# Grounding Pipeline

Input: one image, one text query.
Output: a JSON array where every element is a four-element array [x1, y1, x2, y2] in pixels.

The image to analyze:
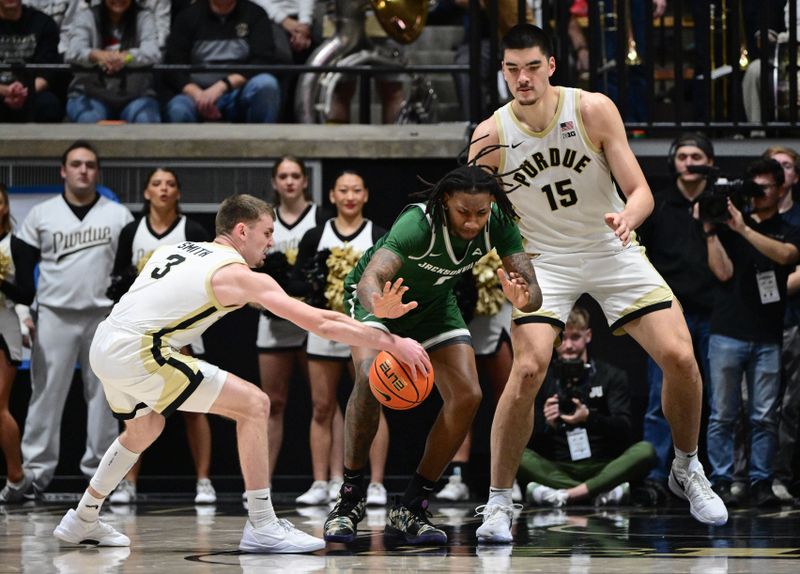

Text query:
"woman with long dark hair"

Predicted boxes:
[[65, 0, 161, 123]]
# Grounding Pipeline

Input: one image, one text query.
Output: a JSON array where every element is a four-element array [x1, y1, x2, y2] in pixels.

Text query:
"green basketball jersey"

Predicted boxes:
[[345, 203, 524, 312]]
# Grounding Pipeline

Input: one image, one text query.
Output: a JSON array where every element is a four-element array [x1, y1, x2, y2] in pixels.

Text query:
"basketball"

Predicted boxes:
[[368, 350, 434, 410]]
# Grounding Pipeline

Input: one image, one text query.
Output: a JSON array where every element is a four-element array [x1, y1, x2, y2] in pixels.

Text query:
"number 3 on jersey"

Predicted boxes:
[[541, 178, 577, 211], [151, 254, 186, 279]]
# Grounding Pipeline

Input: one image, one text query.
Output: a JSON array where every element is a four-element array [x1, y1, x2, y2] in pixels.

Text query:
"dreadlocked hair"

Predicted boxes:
[[411, 165, 517, 226]]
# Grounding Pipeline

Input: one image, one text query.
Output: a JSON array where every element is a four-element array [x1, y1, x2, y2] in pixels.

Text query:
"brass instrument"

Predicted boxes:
[[624, 0, 641, 66], [738, 0, 749, 70], [372, 0, 428, 45], [295, 0, 430, 123]]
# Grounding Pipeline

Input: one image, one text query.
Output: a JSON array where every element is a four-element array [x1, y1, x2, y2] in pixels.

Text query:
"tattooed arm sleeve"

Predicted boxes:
[[356, 247, 404, 313], [501, 251, 543, 313]]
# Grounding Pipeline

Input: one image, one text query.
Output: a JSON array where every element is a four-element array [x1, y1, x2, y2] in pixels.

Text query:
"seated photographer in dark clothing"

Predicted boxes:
[[702, 157, 800, 508], [518, 306, 656, 507]]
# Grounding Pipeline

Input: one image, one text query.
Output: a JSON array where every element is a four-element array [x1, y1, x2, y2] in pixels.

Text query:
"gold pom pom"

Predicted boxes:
[[136, 250, 154, 274], [285, 247, 298, 266], [0, 251, 11, 304], [473, 250, 505, 316], [325, 245, 362, 313]]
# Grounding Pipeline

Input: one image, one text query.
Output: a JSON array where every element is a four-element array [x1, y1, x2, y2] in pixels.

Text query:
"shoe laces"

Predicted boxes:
[[686, 469, 717, 501], [329, 488, 364, 520], [474, 503, 522, 519]]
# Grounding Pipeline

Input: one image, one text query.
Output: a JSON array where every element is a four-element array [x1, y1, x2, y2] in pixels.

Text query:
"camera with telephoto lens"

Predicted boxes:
[[692, 166, 766, 224], [552, 358, 589, 415]]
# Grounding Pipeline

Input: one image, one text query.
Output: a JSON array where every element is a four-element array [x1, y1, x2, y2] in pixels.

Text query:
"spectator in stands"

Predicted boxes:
[[23, 0, 80, 54], [163, 0, 286, 124], [519, 306, 656, 507], [763, 145, 800, 502], [0, 184, 30, 503], [64, 0, 162, 124], [636, 133, 718, 505], [0, 0, 63, 122], [702, 157, 800, 507], [250, 0, 315, 121], [12, 140, 133, 498]]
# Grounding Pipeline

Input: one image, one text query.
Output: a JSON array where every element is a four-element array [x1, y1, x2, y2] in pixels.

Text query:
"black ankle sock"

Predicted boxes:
[[343, 467, 366, 491], [402, 473, 437, 507]]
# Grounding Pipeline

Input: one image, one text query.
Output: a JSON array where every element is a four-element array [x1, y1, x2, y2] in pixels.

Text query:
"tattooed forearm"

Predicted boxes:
[[503, 251, 543, 312], [357, 248, 403, 312]]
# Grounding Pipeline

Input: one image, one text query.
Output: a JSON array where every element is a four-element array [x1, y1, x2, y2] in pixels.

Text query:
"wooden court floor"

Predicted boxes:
[[2, 496, 800, 573]]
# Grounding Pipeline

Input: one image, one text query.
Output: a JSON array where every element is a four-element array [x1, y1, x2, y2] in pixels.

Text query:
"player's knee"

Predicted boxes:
[[445, 384, 482, 413], [241, 388, 271, 422], [512, 356, 548, 387], [659, 343, 698, 379]]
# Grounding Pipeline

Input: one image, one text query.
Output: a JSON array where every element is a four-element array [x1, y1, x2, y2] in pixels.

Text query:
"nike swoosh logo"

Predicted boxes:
[[375, 389, 391, 402], [86, 504, 99, 508], [255, 496, 270, 501]]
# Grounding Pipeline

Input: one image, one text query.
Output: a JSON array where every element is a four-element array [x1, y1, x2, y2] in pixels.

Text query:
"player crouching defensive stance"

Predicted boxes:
[[53, 194, 430, 553]]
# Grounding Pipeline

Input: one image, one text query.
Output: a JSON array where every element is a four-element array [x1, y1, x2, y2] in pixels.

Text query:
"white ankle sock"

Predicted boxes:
[[674, 447, 701, 474], [488, 487, 513, 507], [76, 491, 104, 522], [246, 488, 277, 527]]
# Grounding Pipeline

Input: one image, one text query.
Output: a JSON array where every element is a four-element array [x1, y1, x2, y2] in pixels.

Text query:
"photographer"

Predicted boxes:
[[637, 133, 718, 503], [702, 158, 800, 507], [518, 306, 656, 507], [763, 146, 800, 502]]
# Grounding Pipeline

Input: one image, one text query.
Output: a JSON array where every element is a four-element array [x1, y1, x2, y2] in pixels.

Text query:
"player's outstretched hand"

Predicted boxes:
[[498, 268, 531, 309], [370, 278, 418, 319], [604, 212, 633, 246], [390, 336, 432, 380]]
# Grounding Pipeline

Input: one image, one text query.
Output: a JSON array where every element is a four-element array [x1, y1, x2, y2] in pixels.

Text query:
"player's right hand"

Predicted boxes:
[[390, 336, 431, 380], [370, 278, 418, 319]]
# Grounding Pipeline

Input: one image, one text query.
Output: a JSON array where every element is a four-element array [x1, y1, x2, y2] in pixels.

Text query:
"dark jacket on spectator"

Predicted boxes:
[[164, 0, 284, 94]]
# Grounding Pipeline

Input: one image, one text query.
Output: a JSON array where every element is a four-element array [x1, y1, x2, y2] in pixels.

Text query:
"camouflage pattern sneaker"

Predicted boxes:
[[385, 498, 447, 545], [323, 483, 366, 543]]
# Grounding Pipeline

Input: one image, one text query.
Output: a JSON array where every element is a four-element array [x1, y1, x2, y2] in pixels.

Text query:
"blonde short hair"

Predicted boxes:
[[215, 194, 275, 236]]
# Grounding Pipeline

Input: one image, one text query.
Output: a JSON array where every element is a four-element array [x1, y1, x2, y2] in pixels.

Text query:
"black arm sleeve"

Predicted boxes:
[[112, 220, 137, 277], [286, 226, 324, 297], [10, 236, 40, 306]]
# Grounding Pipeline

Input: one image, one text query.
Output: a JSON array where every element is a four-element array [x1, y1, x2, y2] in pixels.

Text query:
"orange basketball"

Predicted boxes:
[[368, 350, 434, 410]]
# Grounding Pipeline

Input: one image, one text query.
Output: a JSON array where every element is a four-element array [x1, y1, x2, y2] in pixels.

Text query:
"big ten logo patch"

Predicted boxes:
[[560, 121, 576, 139], [379, 361, 406, 391]]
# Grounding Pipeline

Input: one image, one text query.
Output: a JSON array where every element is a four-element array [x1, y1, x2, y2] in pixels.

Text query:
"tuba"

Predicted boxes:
[[295, 0, 429, 123]]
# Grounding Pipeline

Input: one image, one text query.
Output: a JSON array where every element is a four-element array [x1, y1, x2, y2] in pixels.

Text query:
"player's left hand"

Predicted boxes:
[[497, 268, 531, 309], [371, 277, 418, 319], [604, 212, 633, 246], [559, 399, 589, 425]]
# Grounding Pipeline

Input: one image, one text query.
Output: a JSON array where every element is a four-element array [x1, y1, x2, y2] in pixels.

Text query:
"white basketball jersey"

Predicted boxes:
[[109, 241, 244, 350], [131, 216, 188, 267], [0, 233, 16, 309], [316, 219, 375, 253], [16, 195, 133, 309], [271, 204, 320, 254], [495, 87, 629, 254]]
